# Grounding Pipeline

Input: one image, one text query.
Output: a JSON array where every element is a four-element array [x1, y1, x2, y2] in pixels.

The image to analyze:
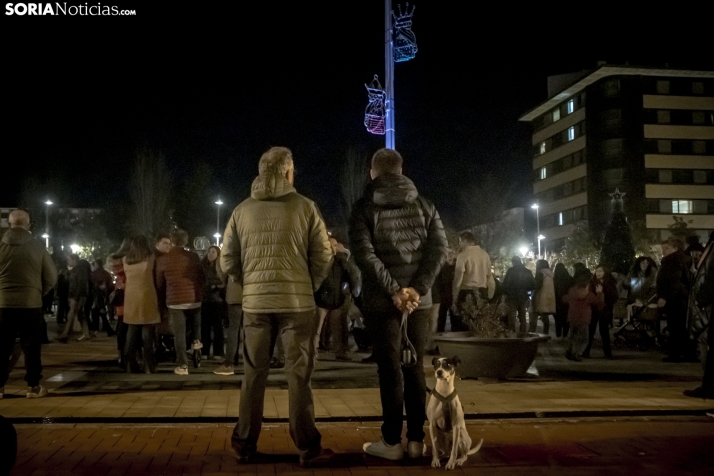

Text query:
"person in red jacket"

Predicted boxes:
[[564, 273, 604, 361], [583, 264, 618, 359], [155, 229, 205, 375]]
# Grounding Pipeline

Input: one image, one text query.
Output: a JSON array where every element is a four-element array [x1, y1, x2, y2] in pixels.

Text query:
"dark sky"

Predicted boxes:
[[3, 1, 711, 239]]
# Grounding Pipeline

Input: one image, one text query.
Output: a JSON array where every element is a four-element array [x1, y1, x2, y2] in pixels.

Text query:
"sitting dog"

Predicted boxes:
[[427, 356, 483, 469]]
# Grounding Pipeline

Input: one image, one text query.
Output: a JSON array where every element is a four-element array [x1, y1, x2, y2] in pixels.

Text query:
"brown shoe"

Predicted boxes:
[[299, 448, 334, 467]]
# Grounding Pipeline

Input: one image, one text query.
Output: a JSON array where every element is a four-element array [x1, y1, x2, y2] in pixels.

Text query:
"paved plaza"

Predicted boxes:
[[2, 321, 713, 474]]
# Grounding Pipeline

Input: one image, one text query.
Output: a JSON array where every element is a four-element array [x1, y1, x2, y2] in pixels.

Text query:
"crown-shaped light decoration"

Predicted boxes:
[[392, 3, 417, 62], [364, 75, 386, 135]]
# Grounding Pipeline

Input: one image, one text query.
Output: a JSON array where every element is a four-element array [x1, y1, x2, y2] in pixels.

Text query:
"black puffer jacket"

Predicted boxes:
[[656, 250, 692, 308], [349, 174, 448, 313]]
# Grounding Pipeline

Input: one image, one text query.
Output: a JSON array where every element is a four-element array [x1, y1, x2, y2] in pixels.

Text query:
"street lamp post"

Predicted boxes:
[[537, 234, 545, 259], [44, 200, 53, 248], [215, 199, 223, 246], [531, 203, 541, 258]]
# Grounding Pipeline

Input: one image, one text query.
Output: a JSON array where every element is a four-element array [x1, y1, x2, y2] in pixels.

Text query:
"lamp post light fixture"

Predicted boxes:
[[214, 199, 223, 245], [213, 233, 221, 247], [531, 203, 541, 257], [44, 199, 53, 248], [519, 245, 529, 257]]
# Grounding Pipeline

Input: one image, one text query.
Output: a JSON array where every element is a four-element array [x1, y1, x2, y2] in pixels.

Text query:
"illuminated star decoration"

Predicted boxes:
[[609, 188, 626, 202]]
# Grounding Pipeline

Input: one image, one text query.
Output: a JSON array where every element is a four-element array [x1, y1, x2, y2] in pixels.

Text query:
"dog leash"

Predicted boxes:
[[400, 310, 418, 367]]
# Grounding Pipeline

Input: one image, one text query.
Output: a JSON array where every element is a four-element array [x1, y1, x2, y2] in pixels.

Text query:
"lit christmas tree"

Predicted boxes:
[[599, 189, 636, 274]]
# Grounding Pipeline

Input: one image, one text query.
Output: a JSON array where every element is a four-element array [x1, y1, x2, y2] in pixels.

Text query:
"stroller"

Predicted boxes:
[[613, 294, 663, 351]]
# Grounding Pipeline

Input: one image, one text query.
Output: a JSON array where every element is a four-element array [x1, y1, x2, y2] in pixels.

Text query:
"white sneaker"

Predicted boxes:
[[174, 365, 189, 375], [27, 385, 48, 398], [363, 438, 403, 460], [192, 340, 203, 350]]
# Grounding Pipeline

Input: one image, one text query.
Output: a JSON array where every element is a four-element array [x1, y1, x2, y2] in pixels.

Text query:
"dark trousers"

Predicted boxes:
[[90, 294, 113, 335], [124, 324, 156, 372], [664, 302, 688, 359], [201, 301, 226, 357], [506, 298, 528, 334], [225, 304, 243, 365], [0, 308, 44, 387], [232, 310, 321, 459], [437, 299, 450, 333], [555, 304, 570, 338], [116, 319, 128, 365], [584, 310, 612, 357], [367, 307, 429, 445]]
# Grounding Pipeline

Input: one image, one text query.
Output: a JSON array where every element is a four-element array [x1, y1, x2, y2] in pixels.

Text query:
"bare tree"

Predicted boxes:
[[339, 147, 370, 222], [129, 150, 173, 238]]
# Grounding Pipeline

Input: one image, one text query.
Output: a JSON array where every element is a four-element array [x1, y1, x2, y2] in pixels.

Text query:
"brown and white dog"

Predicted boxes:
[[427, 356, 483, 470]]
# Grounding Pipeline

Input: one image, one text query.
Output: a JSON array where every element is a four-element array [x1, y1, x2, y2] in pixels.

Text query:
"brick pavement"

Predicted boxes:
[[9, 417, 714, 475]]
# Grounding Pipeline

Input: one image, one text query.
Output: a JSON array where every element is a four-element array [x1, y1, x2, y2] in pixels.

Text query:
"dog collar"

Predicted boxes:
[[430, 388, 458, 404]]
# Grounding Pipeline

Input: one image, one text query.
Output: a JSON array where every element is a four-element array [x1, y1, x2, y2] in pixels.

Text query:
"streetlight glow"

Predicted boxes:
[[45, 200, 53, 206], [70, 244, 81, 254], [531, 203, 539, 209], [519, 246, 529, 257], [538, 234, 545, 240]]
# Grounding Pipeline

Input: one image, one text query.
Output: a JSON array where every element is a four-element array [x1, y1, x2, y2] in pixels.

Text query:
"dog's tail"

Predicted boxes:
[[467, 438, 483, 455]]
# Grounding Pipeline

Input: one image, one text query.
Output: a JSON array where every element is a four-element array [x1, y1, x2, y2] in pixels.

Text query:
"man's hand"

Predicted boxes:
[[404, 287, 421, 314], [391, 288, 421, 314], [657, 298, 666, 308], [392, 289, 409, 312]]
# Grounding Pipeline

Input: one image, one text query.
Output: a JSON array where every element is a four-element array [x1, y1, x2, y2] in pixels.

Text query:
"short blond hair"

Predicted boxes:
[[258, 146, 294, 177]]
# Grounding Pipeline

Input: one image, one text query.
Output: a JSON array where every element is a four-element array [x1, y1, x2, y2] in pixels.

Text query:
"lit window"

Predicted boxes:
[[567, 99, 574, 114], [672, 200, 692, 214], [568, 127, 575, 141], [540, 167, 547, 180], [558, 212, 563, 226], [540, 142, 546, 154], [552, 109, 560, 122]]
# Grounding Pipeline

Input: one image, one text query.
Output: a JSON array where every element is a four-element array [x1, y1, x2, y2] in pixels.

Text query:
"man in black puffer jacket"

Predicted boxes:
[[349, 148, 448, 461]]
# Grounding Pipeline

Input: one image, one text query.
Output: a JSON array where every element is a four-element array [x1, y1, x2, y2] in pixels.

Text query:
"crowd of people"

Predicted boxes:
[[1, 146, 712, 466]]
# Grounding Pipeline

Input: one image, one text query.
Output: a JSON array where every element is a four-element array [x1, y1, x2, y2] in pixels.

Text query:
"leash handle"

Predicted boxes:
[[400, 310, 418, 367]]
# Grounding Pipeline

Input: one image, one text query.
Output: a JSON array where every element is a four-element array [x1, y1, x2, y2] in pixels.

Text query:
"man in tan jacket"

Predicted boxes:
[[220, 146, 333, 466], [0, 210, 57, 399]]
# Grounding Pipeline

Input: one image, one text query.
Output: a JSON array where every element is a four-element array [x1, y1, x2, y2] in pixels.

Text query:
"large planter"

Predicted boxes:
[[433, 332, 550, 379]]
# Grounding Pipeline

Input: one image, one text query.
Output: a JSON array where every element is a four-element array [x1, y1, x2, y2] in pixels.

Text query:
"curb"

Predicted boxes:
[[8, 408, 714, 425]]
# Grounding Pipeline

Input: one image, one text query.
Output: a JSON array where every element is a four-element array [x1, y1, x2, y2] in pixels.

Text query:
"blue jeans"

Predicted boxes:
[[168, 307, 201, 367], [367, 306, 430, 446]]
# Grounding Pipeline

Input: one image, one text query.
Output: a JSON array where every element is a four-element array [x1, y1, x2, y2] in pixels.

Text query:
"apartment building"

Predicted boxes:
[[519, 65, 714, 250]]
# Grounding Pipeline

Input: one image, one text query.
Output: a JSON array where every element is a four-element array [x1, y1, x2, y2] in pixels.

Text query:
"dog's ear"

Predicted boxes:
[[451, 356, 461, 367], [431, 356, 438, 368]]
